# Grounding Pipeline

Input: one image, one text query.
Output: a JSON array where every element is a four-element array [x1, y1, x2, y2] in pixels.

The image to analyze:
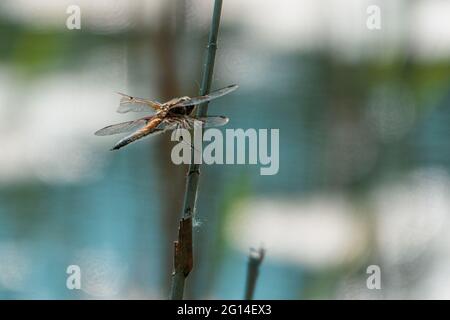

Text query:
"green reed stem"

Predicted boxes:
[[169, 0, 223, 300]]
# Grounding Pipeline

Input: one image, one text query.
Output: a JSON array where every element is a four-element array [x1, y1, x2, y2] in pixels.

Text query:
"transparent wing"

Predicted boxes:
[[195, 116, 229, 127], [116, 92, 161, 114], [94, 118, 149, 136], [156, 116, 229, 132], [156, 120, 179, 131], [176, 84, 238, 107]]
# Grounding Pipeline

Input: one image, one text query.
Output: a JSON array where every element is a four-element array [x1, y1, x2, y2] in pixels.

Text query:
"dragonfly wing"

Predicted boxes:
[[156, 116, 229, 131], [195, 116, 229, 128], [176, 84, 238, 107], [156, 120, 179, 131], [116, 92, 161, 113], [94, 118, 149, 136]]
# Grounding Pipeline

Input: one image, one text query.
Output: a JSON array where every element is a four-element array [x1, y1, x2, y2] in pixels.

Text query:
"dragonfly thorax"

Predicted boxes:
[[157, 107, 169, 117], [164, 96, 191, 108]]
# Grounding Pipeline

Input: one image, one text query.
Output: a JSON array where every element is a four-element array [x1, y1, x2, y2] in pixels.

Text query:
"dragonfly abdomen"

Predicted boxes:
[[111, 117, 163, 150]]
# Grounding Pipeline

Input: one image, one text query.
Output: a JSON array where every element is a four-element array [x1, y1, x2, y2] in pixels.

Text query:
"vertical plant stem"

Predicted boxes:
[[169, 0, 223, 300], [244, 248, 265, 300]]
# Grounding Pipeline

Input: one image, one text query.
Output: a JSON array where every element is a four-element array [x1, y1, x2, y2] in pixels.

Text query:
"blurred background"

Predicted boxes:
[[0, 0, 449, 299]]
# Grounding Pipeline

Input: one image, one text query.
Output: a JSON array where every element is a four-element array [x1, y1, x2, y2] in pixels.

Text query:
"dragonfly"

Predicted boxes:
[[95, 84, 238, 150]]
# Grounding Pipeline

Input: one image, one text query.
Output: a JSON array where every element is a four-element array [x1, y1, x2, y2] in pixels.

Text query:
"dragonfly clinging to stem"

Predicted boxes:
[[95, 84, 238, 150]]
